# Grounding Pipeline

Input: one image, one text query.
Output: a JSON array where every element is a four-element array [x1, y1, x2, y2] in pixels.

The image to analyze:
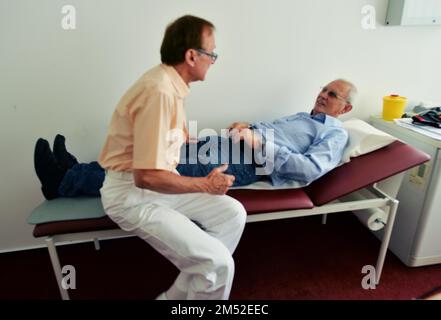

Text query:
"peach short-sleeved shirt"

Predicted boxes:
[[99, 64, 189, 172]]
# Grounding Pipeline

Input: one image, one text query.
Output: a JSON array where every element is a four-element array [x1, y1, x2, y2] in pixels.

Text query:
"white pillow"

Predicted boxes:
[[340, 119, 398, 164]]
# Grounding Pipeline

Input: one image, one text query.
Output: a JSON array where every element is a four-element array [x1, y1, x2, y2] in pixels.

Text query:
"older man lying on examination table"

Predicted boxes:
[[33, 79, 356, 200]]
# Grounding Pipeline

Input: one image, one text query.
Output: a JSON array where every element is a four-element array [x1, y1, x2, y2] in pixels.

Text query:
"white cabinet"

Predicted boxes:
[[386, 0, 441, 26], [370, 116, 441, 267]]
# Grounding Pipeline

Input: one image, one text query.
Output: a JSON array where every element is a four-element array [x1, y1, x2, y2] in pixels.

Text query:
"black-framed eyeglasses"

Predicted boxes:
[[320, 87, 348, 103], [195, 48, 218, 62]]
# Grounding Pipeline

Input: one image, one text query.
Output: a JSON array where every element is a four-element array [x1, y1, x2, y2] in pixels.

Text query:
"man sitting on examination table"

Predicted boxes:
[[37, 15, 249, 301]]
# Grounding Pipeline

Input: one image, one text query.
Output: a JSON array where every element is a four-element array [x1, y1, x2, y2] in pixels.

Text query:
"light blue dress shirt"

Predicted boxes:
[[251, 112, 349, 186]]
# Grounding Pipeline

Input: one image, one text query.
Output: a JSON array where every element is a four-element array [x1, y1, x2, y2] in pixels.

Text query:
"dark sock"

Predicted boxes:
[[53, 134, 79, 171], [34, 138, 66, 200]]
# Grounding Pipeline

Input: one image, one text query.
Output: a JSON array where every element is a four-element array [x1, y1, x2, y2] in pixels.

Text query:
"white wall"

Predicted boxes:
[[1, 0, 441, 252]]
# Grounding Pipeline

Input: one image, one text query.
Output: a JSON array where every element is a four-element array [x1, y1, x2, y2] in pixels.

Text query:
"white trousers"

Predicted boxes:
[[100, 171, 247, 300]]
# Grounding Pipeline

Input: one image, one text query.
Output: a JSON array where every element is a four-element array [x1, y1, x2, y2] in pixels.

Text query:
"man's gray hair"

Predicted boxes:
[[336, 78, 358, 105]]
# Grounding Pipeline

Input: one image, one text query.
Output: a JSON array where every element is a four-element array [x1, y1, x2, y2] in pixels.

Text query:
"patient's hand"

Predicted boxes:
[[230, 128, 262, 149], [228, 122, 250, 131]]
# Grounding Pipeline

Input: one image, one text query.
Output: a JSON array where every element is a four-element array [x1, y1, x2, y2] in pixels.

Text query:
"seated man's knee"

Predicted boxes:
[[227, 197, 247, 227]]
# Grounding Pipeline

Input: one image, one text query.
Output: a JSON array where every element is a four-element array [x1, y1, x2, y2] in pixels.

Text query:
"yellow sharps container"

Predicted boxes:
[[383, 94, 408, 121]]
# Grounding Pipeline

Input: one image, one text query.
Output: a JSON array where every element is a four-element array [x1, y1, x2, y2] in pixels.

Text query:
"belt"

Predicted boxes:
[[106, 170, 133, 181], [106, 169, 180, 181]]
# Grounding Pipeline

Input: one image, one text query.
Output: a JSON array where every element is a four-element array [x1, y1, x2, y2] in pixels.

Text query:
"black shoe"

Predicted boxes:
[[53, 134, 79, 171], [34, 138, 66, 200]]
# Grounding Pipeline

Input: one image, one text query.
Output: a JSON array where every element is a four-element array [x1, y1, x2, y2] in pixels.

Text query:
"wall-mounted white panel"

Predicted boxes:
[[386, 0, 441, 25]]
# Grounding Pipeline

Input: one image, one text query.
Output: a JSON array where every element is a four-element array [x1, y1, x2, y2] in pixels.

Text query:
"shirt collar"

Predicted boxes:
[[303, 112, 342, 126], [160, 64, 190, 99], [311, 112, 327, 124]]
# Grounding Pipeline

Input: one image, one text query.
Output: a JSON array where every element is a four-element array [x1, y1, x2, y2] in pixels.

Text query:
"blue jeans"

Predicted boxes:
[[58, 162, 104, 197], [176, 136, 262, 187], [58, 136, 263, 197]]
